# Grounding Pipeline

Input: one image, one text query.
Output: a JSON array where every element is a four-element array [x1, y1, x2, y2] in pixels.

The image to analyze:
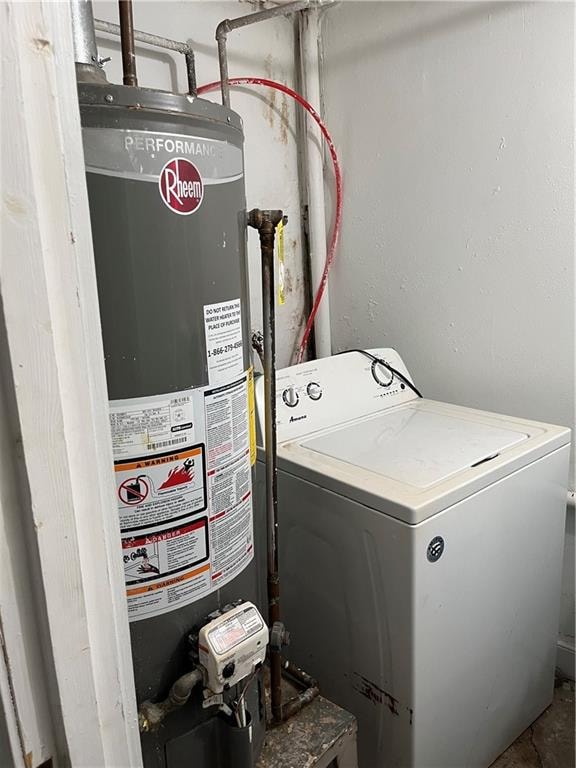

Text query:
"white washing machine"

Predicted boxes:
[[255, 349, 570, 768]]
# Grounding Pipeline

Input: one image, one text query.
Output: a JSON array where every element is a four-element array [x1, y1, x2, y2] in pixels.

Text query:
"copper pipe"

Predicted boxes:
[[118, 0, 138, 86]]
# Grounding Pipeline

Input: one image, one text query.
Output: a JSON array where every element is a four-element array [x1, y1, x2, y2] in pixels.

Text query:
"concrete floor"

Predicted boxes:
[[491, 681, 575, 768], [259, 673, 575, 768]]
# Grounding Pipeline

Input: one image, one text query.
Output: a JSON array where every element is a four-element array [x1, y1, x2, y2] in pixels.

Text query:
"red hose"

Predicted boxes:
[[197, 78, 342, 363]]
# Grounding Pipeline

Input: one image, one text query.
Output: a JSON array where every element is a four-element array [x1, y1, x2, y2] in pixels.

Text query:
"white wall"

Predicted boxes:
[[322, 2, 574, 656], [93, 0, 307, 367]]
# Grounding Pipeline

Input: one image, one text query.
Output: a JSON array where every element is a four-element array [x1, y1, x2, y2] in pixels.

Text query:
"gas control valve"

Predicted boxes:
[[198, 601, 268, 694]]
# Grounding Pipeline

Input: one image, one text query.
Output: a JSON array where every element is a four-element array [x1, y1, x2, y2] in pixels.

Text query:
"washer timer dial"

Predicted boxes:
[[282, 387, 299, 407], [371, 359, 394, 387], [306, 382, 322, 401]]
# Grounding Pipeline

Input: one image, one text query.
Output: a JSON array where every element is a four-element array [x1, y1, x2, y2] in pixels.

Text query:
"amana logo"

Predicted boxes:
[[289, 414, 307, 423], [159, 158, 203, 215]]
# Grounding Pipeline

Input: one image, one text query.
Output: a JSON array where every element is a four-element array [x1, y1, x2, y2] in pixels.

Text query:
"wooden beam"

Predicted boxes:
[[1, 2, 142, 765]]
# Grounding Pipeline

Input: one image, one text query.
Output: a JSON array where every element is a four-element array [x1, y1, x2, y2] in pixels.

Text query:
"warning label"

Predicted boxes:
[[125, 561, 212, 620], [204, 299, 244, 385], [115, 445, 207, 531], [111, 370, 254, 622]]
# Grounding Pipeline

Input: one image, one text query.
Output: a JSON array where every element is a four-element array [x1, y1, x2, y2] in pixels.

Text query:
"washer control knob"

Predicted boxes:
[[306, 382, 322, 401], [282, 387, 299, 408], [371, 359, 394, 387]]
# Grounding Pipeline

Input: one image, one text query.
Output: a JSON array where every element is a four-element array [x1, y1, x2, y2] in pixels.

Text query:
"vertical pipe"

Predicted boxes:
[[70, 0, 99, 66], [299, 8, 332, 358], [217, 30, 231, 107], [118, 0, 138, 87], [184, 51, 197, 97], [263, 227, 281, 723], [247, 208, 284, 723]]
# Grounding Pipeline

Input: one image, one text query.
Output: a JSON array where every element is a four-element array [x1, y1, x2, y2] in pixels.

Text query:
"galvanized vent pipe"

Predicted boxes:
[[70, 0, 99, 66]]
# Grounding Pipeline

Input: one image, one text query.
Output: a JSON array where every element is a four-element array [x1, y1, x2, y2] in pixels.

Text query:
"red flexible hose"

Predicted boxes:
[[197, 78, 342, 363]]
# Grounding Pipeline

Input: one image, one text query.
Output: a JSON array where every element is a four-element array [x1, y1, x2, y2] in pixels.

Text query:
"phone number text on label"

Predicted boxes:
[[207, 341, 243, 358]]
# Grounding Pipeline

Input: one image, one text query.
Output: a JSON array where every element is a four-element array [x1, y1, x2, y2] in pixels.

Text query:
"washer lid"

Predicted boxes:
[[302, 407, 529, 489]]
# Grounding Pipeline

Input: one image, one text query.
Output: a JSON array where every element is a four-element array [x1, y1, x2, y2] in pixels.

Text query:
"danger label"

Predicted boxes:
[[159, 157, 203, 215], [115, 445, 207, 532], [122, 517, 209, 587]]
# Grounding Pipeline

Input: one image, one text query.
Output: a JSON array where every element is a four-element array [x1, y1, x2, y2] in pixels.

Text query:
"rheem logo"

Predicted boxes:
[[159, 158, 204, 215]]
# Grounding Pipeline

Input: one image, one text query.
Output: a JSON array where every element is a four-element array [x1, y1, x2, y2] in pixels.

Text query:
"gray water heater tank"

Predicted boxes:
[[79, 81, 266, 768]]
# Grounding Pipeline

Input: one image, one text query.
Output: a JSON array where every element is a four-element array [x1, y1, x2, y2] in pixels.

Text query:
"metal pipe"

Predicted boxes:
[[94, 18, 197, 96], [70, 0, 99, 66], [283, 661, 317, 690], [118, 0, 138, 87], [282, 682, 320, 719], [247, 208, 284, 723], [281, 661, 319, 719], [139, 668, 203, 732], [184, 52, 197, 98], [217, 34, 231, 108], [216, 0, 312, 107], [299, 7, 332, 358]]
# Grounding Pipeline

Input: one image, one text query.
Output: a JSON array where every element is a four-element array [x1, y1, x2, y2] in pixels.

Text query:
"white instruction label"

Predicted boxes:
[[203, 299, 244, 385], [208, 608, 264, 654], [204, 375, 254, 591], [110, 389, 195, 459], [111, 372, 254, 622]]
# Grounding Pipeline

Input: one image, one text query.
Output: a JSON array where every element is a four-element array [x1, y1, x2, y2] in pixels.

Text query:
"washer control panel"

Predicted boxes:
[[256, 348, 418, 444]]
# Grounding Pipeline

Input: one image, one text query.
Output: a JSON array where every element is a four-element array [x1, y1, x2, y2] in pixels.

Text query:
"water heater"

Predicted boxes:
[[78, 75, 266, 768]]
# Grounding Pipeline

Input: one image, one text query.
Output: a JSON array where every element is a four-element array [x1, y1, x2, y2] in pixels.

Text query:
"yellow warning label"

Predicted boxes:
[[247, 367, 257, 465], [276, 219, 285, 306]]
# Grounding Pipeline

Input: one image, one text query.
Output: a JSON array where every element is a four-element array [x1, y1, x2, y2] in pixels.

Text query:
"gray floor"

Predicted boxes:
[[491, 681, 575, 768]]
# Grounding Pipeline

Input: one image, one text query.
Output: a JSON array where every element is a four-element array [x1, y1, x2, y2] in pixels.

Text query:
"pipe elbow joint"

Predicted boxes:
[[170, 669, 203, 707], [215, 19, 230, 42], [138, 701, 165, 733], [247, 209, 284, 232]]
